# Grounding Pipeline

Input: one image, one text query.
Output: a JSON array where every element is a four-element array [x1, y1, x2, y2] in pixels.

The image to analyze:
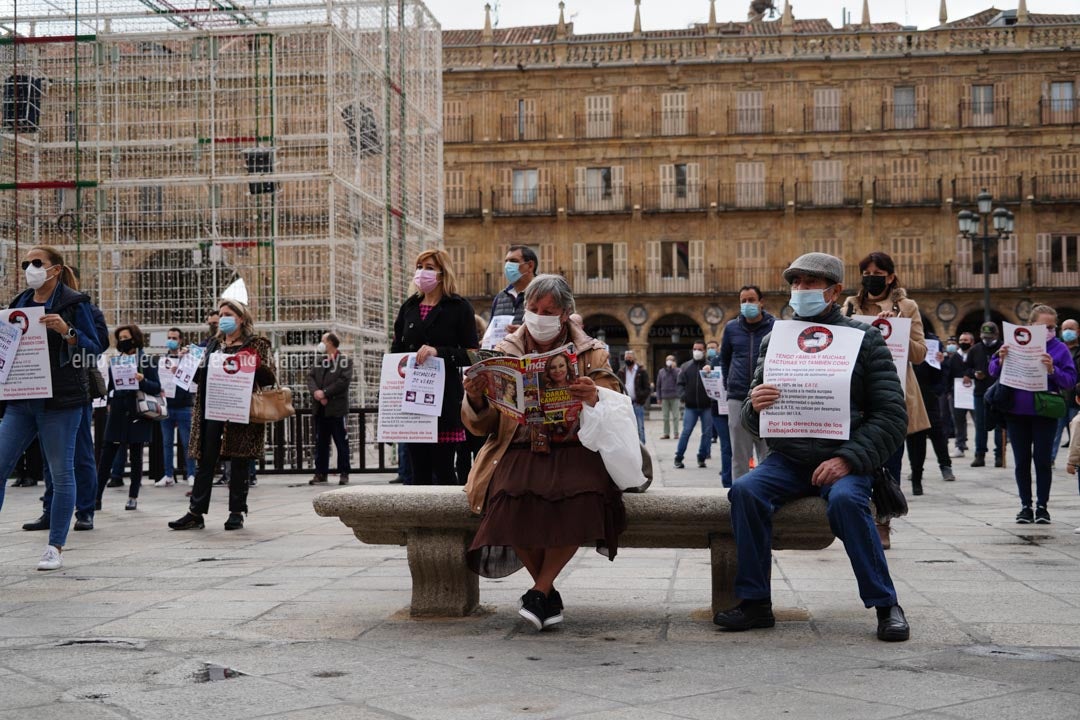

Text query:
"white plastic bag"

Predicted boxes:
[[578, 386, 649, 491]]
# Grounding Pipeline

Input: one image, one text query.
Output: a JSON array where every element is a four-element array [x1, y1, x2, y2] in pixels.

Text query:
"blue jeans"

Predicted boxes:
[[632, 403, 646, 444], [712, 412, 733, 487], [397, 443, 413, 481], [42, 404, 98, 519], [729, 453, 898, 607], [973, 395, 1002, 458], [161, 406, 196, 478], [1051, 405, 1079, 464], [1006, 415, 1056, 509], [675, 407, 713, 463], [0, 400, 82, 547]]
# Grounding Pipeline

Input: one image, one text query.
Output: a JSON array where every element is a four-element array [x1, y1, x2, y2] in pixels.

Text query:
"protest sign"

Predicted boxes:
[[0, 307, 51, 400], [1000, 322, 1049, 392], [852, 315, 911, 393], [377, 353, 438, 442], [401, 355, 445, 416], [204, 351, 256, 423]]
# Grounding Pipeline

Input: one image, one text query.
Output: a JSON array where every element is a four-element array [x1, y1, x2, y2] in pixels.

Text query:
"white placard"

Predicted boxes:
[[0, 321, 22, 385], [953, 378, 975, 410], [110, 355, 139, 390], [377, 353, 437, 442], [701, 367, 729, 412], [159, 356, 178, 399], [174, 344, 204, 391], [481, 314, 513, 350], [925, 338, 941, 370], [1000, 322, 1049, 392], [204, 351, 257, 423], [759, 321, 865, 440], [0, 307, 52, 400], [401, 355, 445, 416], [852, 315, 911, 393]]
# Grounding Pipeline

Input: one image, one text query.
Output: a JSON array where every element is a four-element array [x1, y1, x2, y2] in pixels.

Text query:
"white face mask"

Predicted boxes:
[[523, 310, 563, 343], [666, 360, 676, 368], [692, 350, 705, 361], [26, 264, 48, 290], [317, 342, 327, 354]]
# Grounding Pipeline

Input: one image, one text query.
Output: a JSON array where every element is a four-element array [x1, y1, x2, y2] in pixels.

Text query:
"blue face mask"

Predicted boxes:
[[166, 339, 180, 351], [1063, 329, 1078, 343], [789, 288, 832, 318], [706, 348, 718, 360], [740, 303, 761, 320], [504, 261, 522, 284], [218, 316, 238, 334], [946, 344, 958, 354]]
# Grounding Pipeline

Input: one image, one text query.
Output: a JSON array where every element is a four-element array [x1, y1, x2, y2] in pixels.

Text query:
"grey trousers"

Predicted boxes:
[[661, 397, 681, 437], [727, 398, 769, 480]]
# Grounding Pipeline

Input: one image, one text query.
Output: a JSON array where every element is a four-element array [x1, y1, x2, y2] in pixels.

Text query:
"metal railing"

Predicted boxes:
[[499, 113, 547, 141], [1038, 98, 1080, 126], [802, 105, 852, 133], [881, 101, 930, 131], [491, 184, 558, 215], [728, 107, 775, 135], [566, 185, 633, 214], [794, 180, 863, 209], [445, 115, 474, 143], [958, 99, 1010, 128], [650, 108, 698, 137], [872, 177, 943, 207], [445, 187, 484, 217], [1031, 174, 1080, 204], [574, 110, 624, 139], [716, 181, 785, 210], [640, 182, 709, 212], [951, 176, 1023, 205]]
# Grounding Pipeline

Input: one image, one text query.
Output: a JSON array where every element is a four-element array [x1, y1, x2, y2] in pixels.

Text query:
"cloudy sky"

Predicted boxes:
[[425, 0, 1075, 32]]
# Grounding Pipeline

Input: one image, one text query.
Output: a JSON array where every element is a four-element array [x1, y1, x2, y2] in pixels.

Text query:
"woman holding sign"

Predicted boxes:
[[169, 298, 276, 531], [989, 305, 1077, 524], [842, 252, 928, 548], [390, 249, 478, 485], [95, 324, 161, 512], [0, 246, 104, 571]]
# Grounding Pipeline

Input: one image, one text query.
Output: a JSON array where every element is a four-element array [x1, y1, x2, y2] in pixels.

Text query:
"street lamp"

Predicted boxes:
[[957, 188, 1015, 324]]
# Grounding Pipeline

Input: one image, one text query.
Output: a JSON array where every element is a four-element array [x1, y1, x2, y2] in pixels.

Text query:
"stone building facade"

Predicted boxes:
[[442, 1, 1080, 370]]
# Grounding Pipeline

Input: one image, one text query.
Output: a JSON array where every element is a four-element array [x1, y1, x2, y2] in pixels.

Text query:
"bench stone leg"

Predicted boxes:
[[406, 528, 479, 617], [709, 537, 739, 615]]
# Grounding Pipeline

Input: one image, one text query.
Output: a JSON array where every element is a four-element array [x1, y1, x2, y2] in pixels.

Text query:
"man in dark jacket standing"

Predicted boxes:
[[307, 333, 353, 485], [490, 245, 537, 333], [622, 350, 650, 444], [719, 285, 774, 480], [965, 322, 1003, 467], [674, 340, 712, 469], [714, 252, 910, 642]]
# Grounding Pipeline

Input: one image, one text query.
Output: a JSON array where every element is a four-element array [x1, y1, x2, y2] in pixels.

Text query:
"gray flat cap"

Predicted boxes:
[[782, 252, 844, 285]]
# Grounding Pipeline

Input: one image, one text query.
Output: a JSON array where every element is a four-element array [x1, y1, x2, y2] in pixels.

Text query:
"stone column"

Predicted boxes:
[[406, 529, 480, 617]]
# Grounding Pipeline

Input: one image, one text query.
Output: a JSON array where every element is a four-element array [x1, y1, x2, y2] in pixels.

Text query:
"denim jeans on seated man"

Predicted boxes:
[[729, 453, 898, 607], [632, 402, 646, 445], [0, 400, 82, 548], [674, 406, 712, 464]]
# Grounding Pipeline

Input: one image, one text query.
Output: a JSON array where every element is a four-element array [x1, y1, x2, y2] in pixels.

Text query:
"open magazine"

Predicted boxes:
[[465, 343, 580, 425]]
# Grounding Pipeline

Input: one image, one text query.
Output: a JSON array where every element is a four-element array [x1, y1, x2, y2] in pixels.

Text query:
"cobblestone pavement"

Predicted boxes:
[[1, 416, 1079, 719]]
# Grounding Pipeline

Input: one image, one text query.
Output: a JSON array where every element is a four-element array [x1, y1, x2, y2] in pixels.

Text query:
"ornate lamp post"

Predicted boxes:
[[957, 188, 1015, 324]]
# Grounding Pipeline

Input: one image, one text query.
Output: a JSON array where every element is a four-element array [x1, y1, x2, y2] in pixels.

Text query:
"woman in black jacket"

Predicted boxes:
[[95, 324, 161, 512], [391, 249, 479, 484]]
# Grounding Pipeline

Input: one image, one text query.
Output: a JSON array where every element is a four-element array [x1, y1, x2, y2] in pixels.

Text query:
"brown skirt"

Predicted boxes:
[[467, 444, 626, 578]]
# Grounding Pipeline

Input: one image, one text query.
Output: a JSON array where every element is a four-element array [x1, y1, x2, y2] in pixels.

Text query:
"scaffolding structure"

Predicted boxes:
[[0, 0, 444, 411]]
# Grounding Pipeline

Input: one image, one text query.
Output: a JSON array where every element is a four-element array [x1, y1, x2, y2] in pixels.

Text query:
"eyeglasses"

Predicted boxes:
[[21, 259, 48, 270]]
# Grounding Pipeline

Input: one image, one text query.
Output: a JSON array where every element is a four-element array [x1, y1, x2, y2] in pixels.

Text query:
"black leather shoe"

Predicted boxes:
[[224, 513, 244, 530], [970, 454, 985, 467], [338, 474, 350, 485], [168, 512, 204, 530], [308, 474, 328, 485], [107, 477, 124, 488], [73, 514, 94, 531], [713, 601, 775, 631], [22, 513, 50, 531], [876, 604, 910, 642]]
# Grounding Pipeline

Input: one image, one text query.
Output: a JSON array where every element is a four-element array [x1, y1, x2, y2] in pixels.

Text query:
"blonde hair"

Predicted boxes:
[[474, 314, 488, 337], [31, 245, 79, 290], [218, 299, 256, 340], [1029, 304, 1058, 324], [414, 248, 458, 297]]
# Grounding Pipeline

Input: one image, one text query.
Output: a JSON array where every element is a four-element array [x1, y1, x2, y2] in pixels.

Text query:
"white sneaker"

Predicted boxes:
[[37, 545, 62, 571], [949, 448, 965, 458], [155, 476, 175, 487], [1074, 526, 1080, 535], [186, 476, 195, 487]]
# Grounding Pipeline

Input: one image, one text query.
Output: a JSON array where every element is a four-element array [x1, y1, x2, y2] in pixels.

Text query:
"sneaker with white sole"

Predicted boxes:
[[949, 448, 965, 458], [154, 476, 175, 487], [1074, 526, 1080, 535], [37, 545, 62, 571], [186, 476, 195, 486]]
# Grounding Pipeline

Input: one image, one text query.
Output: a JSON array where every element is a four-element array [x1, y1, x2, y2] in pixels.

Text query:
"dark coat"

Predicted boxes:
[[719, 311, 776, 402], [741, 306, 908, 476], [677, 357, 711, 409], [623, 363, 651, 405], [391, 293, 478, 433], [306, 352, 353, 418], [104, 350, 162, 444], [189, 335, 276, 461], [965, 339, 1001, 397]]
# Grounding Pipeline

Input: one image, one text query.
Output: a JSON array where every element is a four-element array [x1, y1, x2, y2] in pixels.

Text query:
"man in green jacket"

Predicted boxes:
[[713, 252, 911, 642]]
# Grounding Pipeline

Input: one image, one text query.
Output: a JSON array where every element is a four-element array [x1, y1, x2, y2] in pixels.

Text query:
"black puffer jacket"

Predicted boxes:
[[741, 306, 908, 475]]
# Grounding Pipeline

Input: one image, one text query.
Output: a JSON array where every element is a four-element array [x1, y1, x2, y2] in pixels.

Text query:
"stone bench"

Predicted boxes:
[[313, 485, 834, 617]]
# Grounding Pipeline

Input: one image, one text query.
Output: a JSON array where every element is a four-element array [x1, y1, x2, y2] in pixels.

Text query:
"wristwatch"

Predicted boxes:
[[65, 327, 77, 339]]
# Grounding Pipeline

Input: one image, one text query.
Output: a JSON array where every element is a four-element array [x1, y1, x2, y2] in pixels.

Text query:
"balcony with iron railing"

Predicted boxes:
[[650, 109, 698, 137], [566, 185, 633, 214], [574, 111, 624, 140], [872, 177, 943, 207], [881, 102, 930, 131], [640, 182, 709, 213], [490, 184, 558, 216], [794, 180, 863, 209], [801, 105, 852, 133], [728, 107, 775, 135], [958, 100, 1010, 129], [717, 181, 785, 211], [1038, 98, 1080, 126], [499, 113, 547, 141], [1031, 174, 1080, 204], [445, 115, 474, 143], [445, 187, 484, 218], [951, 176, 1023, 205]]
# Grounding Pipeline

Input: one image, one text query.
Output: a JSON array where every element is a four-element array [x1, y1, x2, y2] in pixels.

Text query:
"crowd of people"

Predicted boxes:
[[3, 242, 1078, 644]]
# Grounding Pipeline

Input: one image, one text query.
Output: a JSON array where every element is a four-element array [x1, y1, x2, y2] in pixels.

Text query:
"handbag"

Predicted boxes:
[[135, 390, 169, 421], [87, 365, 108, 399], [577, 386, 651, 491], [1033, 391, 1067, 419], [249, 386, 295, 424], [870, 466, 908, 523], [983, 381, 1012, 426]]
